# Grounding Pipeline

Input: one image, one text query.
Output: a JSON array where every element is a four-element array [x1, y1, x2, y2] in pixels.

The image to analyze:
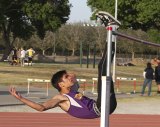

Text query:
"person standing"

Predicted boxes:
[[10, 47, 18, 65], [17, 48, 21, 64], [141, 62, 154, 96], [155, 61, 160, 94], [20, 48, 26, 66], [26, 47, 35, 66]]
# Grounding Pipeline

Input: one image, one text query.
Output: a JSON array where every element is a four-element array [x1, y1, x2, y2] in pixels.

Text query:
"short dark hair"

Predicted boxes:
[[147, 62, 151, 68], [51, 70, 67, 91]]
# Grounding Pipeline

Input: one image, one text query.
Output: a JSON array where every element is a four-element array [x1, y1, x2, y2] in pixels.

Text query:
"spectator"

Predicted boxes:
[[10, 47, 18, 65], [141, 62, 154, 96], [17, 48, 21, 64], [155, 59, 160, 94], [26, 47, 35, 66], [20, 48, 26, 66], [151, 58, 158, 67]]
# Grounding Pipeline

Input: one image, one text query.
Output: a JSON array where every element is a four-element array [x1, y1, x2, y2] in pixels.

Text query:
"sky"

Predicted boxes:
[[68, 0, 92, 23]]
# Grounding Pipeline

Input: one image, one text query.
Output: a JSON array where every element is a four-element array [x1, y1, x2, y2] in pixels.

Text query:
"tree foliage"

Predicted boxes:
[[57, 24, 84, 56], [8, 23, 159, 58], [0, 0, 71, 60], [56, 23, 106, 56], [23, 0, 70, 39], [87, 0, 160, 31]]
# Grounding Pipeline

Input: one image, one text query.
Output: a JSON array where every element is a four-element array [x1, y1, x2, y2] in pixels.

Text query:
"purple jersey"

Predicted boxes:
[[63, 92, 100, 119]]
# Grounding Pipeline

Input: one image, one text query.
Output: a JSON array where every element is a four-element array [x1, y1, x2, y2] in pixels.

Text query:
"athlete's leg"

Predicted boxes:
[[141, 79, 148, 95], [96, 42, 117, 114], [30, 57, 33, 66]]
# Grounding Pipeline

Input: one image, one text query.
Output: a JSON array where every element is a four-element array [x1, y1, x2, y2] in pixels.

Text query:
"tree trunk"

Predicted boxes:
[[71, 48, 75, 56], [42, 50, 45, 55], [0, 26, 13, 61], [1, 46, 12, 61], [131, 51, 135, 61]]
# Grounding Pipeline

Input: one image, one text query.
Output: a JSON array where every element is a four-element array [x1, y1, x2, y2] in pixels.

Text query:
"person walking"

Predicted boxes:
[[141, 62, 154, 96]]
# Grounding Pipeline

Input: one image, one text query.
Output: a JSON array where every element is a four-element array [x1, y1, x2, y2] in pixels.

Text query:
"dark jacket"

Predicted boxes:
[[144, 67, 154, 79], [155, 65, 160, 82]]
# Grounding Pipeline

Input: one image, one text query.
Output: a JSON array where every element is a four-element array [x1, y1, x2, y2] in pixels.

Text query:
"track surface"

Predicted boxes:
[[0, 112, 159, 127]]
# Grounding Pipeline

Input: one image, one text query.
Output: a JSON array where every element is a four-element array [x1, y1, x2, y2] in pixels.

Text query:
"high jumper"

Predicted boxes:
[[9, 45, 117, 119]]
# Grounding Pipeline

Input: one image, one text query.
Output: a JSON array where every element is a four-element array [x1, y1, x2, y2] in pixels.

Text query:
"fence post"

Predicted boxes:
[[116, 79, 120, 93], [133, 80, 136, 93]]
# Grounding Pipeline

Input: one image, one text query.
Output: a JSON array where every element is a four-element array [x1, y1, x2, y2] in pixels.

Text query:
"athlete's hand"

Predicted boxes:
[[74, 93, 83, 100], [9, 87, 22, 100]]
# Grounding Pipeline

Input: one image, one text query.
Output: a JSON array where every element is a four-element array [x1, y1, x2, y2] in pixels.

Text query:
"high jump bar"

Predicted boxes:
[[113, 31, 160, 47]]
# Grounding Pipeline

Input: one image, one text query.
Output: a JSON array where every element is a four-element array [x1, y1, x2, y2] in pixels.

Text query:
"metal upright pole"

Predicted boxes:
[[100, 26, 113, 127], [93, 44, 96, 68], [113, 0, 118, 82], [80, 42, 83, 68], [115, 0, 118, 19], [87, 44, 89, 68]]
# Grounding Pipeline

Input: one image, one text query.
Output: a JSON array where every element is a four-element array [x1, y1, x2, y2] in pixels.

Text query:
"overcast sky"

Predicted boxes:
[[68, 0, 92, 23]]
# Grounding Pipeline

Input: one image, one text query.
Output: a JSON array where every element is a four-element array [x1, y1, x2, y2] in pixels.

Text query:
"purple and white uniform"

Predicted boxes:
[[64, 92, 100, 119]]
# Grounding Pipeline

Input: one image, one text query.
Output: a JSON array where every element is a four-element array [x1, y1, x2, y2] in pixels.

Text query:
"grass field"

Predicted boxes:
[[0, 61, 158, 94]]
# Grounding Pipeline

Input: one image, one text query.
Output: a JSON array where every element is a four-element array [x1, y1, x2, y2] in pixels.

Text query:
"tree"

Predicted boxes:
[[57, 24, 84, 56], [94, 26, 107, 56], [117, 29, 156, 59], [81, 25, 97, 55], [147, 29, 160, 55], [29, 31, 55, 55], [147, 29, 160, 44], [0, 0, 71, 61], [87, 0, 160, 60], [87, 0, 160, 31]]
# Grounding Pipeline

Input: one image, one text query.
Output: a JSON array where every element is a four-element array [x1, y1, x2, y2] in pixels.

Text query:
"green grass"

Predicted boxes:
[[0, 62, 158, 94], [0, 62, 98, 86]]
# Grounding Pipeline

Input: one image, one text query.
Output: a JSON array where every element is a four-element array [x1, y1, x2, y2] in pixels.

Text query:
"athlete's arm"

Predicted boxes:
[[9, 87, 67, 111]]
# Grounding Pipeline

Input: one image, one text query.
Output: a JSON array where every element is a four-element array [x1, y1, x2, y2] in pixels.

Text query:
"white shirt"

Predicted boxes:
[[21, 50, 26, 58]]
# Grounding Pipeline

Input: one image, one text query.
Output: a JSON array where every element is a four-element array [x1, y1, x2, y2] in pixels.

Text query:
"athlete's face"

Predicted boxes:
[[61, 73, 74, 87]]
